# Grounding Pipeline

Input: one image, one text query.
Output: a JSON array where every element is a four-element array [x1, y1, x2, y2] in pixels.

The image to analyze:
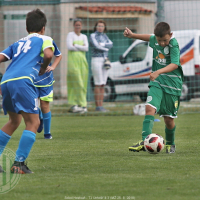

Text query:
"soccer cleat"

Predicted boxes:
[[166, 145, 176, 154], [37, 118, 44, 133], [44, 134, 52, 139], [129, 140, 145, 152], [10, 161, 33, 174], [0, 165, 4, 173]]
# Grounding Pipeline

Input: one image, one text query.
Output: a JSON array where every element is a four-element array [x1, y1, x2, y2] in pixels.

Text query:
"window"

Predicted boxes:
[[125, 42, 148, 63]]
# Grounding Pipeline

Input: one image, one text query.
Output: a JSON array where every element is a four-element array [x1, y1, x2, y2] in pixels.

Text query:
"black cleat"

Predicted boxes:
[[129, 140, 145, 152], [11, 161, 33, 174], [44, 134, 52, 139], [37, 119, 44, 133]]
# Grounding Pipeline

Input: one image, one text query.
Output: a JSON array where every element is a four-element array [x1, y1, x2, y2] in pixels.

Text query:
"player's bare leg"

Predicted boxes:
[[41, 100, 50, 113], [164, 116, 175, 129], [1, 112, 22, 136], [21, 112, 40, 133], [145, 105, 156, 116]]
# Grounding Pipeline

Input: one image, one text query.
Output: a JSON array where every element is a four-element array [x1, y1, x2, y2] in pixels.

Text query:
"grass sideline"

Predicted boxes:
[[0, 114, 200, 200], [48, 101, 200, 116]]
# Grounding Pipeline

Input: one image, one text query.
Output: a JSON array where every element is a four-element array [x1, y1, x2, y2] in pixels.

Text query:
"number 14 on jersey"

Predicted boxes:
[[14, 40, 32, 57]]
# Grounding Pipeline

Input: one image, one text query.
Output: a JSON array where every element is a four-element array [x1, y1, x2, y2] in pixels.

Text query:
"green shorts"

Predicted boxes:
[[146, 86, 180, 118]]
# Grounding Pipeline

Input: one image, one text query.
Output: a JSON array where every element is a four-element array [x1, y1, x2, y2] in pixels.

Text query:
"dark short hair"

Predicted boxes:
[[154, 22, 171, 37], [73, 18, 82, 25], [26, 9, 47, 33], [94, 19, 107, 32]]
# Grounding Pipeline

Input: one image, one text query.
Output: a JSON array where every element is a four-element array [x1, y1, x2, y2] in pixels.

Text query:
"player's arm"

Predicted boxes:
[[39, 48, 53, 75], [0, 45, 14, 62], [45, 41, 62, 73], [0, 54, 9, 63], [150, 64, 178, 81], [45, 54, 62, 73], [124, 27, 151, 41]]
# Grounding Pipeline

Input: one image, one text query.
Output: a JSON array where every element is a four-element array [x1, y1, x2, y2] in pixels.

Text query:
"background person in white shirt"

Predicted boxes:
[[66, 19, 89, 113], [90, 20, 113, 112]]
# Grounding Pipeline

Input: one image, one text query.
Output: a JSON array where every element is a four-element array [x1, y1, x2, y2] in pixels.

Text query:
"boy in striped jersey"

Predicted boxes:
[[35, 41, 62, 139], [124, 22, 183, 153]]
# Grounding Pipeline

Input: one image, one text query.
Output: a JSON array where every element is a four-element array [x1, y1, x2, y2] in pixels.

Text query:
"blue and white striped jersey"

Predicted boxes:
[[90, 31, 113, 58], [0, 33, 54, 85], [33, 41, 61, 87]]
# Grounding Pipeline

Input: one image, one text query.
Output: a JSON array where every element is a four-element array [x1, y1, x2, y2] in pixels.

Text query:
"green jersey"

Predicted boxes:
[[149, 35, 183, 96]]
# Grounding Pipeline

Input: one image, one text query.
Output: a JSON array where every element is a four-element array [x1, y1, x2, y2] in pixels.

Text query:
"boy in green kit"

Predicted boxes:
[[124, 22, 183, 153]]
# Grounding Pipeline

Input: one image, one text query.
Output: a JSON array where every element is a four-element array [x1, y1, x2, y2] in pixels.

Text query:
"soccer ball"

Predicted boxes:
[[144, 133, 165, 154]]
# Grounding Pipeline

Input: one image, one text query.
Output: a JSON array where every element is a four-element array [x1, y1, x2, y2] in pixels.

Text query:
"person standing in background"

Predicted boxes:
[[90, 20, 113, 112], [66, 19, 89, 114]]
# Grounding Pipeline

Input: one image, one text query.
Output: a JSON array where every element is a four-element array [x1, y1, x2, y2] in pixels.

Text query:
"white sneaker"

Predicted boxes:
[[80, 107, 88, 113], [69, 105, 83, 113], [68, 105, 76, 112]]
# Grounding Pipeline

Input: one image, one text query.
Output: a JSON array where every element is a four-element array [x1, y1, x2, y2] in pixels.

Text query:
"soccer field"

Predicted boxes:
[[1, 113, 200, 200]]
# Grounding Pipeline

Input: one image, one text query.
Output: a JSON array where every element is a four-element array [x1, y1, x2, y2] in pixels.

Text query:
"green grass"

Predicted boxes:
[[1, 114, 200, 200]]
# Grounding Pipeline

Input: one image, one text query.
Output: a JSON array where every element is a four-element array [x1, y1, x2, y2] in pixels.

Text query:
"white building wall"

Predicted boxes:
[[164, 1, 200, 31], [60, 2, 156, 97]]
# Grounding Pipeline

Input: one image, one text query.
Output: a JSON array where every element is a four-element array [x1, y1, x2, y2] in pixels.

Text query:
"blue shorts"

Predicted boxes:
[[36, 85, 53, 102], [1, 79, 39, 115]]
